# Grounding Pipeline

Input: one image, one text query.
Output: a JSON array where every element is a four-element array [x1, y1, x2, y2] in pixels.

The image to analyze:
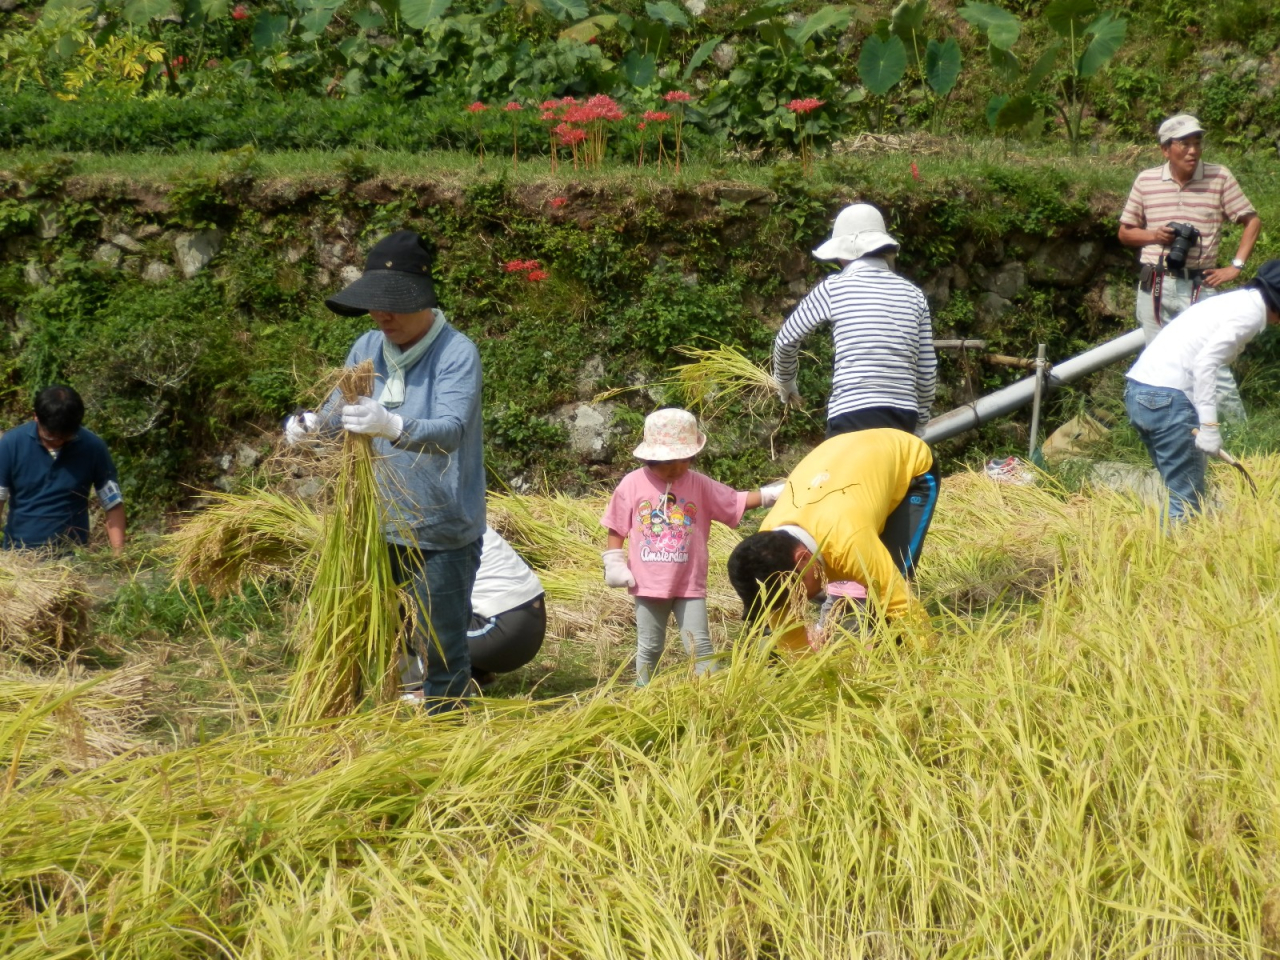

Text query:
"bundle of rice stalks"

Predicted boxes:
[[168, 491, 324, 600], [282, 362, 401, 723], [0, 667, 148, 792], [667, 341, 783, 420], [0, 552, 88, 659]]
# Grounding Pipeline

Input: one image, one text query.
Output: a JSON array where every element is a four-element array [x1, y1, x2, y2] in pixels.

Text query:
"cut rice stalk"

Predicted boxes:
[[282, 361, 402, 723], [0, 551, 88, 660]]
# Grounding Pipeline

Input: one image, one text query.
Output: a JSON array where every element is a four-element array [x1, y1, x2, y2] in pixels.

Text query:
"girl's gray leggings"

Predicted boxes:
[[634, 596, 718, 684]]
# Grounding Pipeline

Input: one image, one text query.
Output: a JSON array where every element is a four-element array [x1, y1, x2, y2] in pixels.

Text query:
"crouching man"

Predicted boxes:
[[727, 428, 938, 649], [1124, 259, 1280, 524], [0, 385, 125, 555]]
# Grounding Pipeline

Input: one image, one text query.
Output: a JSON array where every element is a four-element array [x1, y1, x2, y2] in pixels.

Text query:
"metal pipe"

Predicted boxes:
[[923, 328, 1146, 445], [1028, 343, 1046, 459]]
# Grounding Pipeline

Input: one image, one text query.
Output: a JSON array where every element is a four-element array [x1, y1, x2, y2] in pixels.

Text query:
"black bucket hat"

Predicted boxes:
[[1248, 259, 1280, 316], [325, 230, 438, 317]]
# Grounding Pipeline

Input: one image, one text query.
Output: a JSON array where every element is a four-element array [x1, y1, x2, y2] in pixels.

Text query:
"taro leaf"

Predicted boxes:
[[985, 93, 1009, 130], [1025, 39, 1061, 86], [857, 33, 907, 96], [681, 34, 722, 80], [957, 1, 1020, 50], [890, 0, 927, 59], [645, 0, 689, 29], [537, 0, 588, 21], [560, 13, 618, 42], [891, 0, 926, 32], [925, 36, 961, 96], [352, 6, 384, 29], [630, 17, 670, 57], [730, 0, 793, 31], [123, 0, 177, 25], [994, 92, 1036, 131], [399, 0, 453, 29], [183, 0, 228, 23], [1044, 0, 1096, 40], [1078, 12, 1126, 77], [789, 5, 855, 47], [299, 0, 344, 37], [620, 48, 657, 86], [988, 43, 1019, 84], [252, 12, 290, 48]]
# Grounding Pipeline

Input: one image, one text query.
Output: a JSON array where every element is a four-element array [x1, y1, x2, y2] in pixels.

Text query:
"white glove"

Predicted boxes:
[[1195, 424, 1222, 456], [776, 380, 801, 407], [759, 481, 786, 508], [341, 396, 403, 440], [602, 548, 636, 589], [283, 411, 318, 446]]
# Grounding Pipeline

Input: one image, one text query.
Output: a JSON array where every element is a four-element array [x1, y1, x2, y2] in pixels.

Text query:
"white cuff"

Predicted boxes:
[[0, 486, 8, 503], [1195, 404, 1218, 424]]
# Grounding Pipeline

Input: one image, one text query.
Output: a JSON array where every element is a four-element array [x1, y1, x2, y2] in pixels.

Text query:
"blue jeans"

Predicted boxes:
[[390, 538, 482, 713], [1125, 382, 1206, 523]]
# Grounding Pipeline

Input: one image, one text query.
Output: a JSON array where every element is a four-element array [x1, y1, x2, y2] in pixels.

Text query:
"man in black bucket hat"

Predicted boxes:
[[288, 230, 485, 713], [1124, 259, 1280, 525]]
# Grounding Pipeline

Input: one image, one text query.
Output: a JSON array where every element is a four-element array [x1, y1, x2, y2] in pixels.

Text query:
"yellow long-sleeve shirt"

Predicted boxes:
[[761, 428, 935, 621]]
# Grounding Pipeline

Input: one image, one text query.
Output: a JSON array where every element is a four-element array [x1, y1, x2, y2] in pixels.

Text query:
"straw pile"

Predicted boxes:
[[0, 551, 89, 658], [168, 490, 324, 600], [0, 667, 148, 791]]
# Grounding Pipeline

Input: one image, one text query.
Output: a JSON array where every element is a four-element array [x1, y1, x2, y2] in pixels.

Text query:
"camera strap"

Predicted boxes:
[[1152, 260, 1205, 328]]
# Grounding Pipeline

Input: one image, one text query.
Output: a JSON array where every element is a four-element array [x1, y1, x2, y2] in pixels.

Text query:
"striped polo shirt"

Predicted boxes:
[[773, 258, 936, 426], [1119, 161, 1255, 269]]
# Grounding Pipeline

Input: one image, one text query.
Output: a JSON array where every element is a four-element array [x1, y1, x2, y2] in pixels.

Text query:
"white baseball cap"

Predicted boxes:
[[812, 203, 899, 262], [1158, 114, 1204, 144]]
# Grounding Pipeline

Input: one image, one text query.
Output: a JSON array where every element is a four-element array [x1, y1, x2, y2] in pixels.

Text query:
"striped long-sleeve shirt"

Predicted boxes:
[[773, 258, 936, 428]]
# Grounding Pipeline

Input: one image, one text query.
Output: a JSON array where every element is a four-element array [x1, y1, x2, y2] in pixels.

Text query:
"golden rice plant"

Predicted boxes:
[[5, 457, 1277, 958], [0, 551, 88, 659], [282, 361, 402, 723], [168, 490, 325, 599], [667, 341, 783, 419]]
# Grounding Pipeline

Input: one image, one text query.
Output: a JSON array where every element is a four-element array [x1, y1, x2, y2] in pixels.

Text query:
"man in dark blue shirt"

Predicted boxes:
[[0, 385, 126, 554]]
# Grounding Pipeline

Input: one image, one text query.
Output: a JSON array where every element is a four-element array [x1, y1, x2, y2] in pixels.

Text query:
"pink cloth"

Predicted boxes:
[[602, 467, 747, 599]]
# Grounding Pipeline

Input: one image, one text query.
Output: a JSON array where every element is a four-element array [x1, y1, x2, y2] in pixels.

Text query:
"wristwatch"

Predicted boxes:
[[1231, 257, 1246, 270]]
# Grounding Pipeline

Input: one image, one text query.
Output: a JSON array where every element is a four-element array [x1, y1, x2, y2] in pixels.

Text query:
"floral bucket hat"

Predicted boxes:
[[633, 408, 707, 461]]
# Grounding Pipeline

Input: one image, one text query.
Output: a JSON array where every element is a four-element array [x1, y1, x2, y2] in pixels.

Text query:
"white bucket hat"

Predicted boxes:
[[633, 408, 707, 461], [812, 203, 900, 262]]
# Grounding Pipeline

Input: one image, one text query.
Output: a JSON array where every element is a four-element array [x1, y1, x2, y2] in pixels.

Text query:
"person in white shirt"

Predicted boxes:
[[403, 526, 546, 692], [1124, 259, 1280, 522]]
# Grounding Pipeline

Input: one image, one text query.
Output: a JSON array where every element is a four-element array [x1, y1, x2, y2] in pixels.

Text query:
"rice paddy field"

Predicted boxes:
[[2, 454, 1279, 958]]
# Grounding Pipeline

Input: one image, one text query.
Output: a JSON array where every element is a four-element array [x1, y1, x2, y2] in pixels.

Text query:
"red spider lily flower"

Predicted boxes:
[[910, 161, 920, 181], [642, 110, 671, 123], [550, 197, 568, 208], [636, 121, 646, 130], [785, 98, 824, 114], [526, 269, 549, 282], [504, 259, 530, 272], [559, 96, 580, 106], [540, 100, 560, 111], [231, 4, 249, 18], [540, 111, 558, 122], [174, 55, 187, 65], [663, 90, 693, 103], [503, 101, 523, 112], [558, 128, 587, 146], [467, 101, 488, 114]]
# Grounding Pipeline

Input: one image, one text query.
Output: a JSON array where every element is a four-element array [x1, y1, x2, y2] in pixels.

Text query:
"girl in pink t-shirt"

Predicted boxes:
[[601, 408, 782, 684]]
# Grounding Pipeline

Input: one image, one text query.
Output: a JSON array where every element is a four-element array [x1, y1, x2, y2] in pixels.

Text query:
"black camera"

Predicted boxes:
[[1165, 221, 1201, 271]]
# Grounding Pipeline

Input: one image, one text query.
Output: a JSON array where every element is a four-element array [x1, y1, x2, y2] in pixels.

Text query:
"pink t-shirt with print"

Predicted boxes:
[[602, 467, 747, 599]]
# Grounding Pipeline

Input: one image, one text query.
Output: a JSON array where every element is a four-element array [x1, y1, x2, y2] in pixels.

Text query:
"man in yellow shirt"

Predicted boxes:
[[727, 429, 938, 644]]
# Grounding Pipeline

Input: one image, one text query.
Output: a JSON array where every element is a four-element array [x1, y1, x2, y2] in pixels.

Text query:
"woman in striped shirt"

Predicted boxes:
[[773, 203, 937, 439]]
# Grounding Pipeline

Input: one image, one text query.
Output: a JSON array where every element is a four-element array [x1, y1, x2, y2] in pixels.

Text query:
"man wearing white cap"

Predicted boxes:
[[772, 203, 936, 438], [1118, 113, 1261, 421]]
